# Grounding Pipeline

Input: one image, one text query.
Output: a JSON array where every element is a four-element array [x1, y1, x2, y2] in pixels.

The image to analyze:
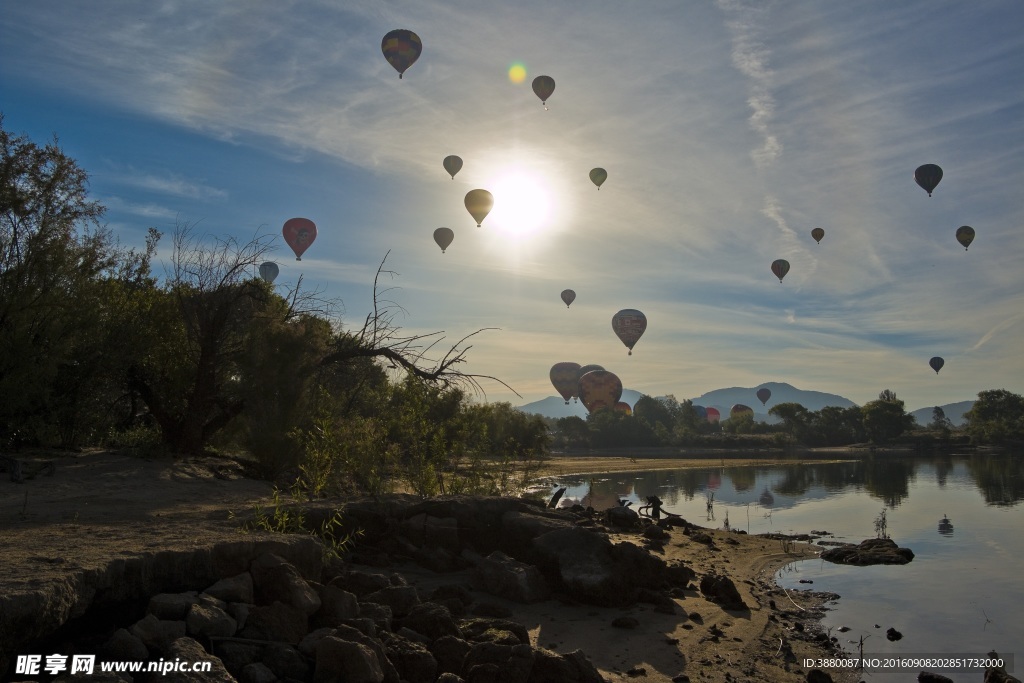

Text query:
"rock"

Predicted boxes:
[[333, 569, 392, 596], [532, 527, 620, 605], [431, 635, 472, 676], [330, 624, 401, 683], [363, 585, 421, 618], [690, 532, 714, 545], [699, 574, 747, 611], [358, 601, 394, 632], [312, 583, 359, 628], [806, 669, 833, 683], [249, 553, 322, 615], [262, 643, 310, 681], [612, 616, 640, 629], [238, 601, 308, 644], [463, 642, 535, 683], [148, 592, 200, 620], [129, 614, 187, 653], [820, 538, 914, 565], [401, 601, 463, 640], [239, 662, 276, 683], [470, 602, 513, 619], [643, 525, 670, 541], [500, 510, 576, 557], [213, 639, 265, 677], [164, 637, 236, 682], [101, 628, 149, 662], [205, 573, 254, 604], [473, 551, 550, 603], [187, 602, 238, 638], [299, 627, 337, 658], [437, 674, 467, 683], [606, 505, 640, 529], [459, 618, 530, 645], [530, 648, 605, 683], [314, 636, 385, 683], [226, 602, 251, 631], [918, 672, 954, 683], [886, 627, 903, 641], [403, 513, 461, 551], [383, 631, 439, 683]]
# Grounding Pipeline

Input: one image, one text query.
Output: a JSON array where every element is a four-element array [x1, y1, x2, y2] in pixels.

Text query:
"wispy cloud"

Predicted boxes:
[[112, 169, 227, 201]]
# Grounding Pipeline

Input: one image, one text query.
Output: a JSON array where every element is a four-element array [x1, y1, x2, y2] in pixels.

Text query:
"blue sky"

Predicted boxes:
[[2, 1, 1022, 412]]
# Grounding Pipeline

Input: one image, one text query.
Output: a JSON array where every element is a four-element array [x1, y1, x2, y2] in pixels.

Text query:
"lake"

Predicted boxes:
[[541, 453, 1023, 683]]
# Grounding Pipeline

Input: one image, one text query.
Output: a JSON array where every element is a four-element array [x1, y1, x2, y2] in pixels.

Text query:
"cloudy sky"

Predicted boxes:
[[3, 1, 1022, 412]]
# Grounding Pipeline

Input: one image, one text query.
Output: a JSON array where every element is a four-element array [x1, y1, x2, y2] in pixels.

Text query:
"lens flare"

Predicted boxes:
[[508, 62, 527, 84]]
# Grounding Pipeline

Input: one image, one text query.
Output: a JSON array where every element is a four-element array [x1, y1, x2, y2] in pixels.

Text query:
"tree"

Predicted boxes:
[[861, 390, 914, 444], [964, 389, 1024, 444], [769, 402, 810, 442]]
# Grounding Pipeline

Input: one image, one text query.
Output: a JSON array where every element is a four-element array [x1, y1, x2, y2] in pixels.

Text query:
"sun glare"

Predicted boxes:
[[487, 170, 552, 237]]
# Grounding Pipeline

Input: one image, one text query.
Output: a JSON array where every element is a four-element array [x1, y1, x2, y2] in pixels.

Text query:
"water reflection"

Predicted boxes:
[[937, 514, 954, 536]]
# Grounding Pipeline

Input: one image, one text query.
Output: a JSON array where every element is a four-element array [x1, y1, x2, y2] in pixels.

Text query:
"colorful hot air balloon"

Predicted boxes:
[[283, 218, 317, 261], [532, 75, 555, 107], [613, 401, 632, 416], [771, 259, 790, 283], [258, 262, 279, 284], [560, 289, 576, 308], [756, 387, 771, 406], [433, 227, 454, 253], [955, 226, 975, 250], [612, 309, 647, 355], [706, 407, 721, 424], [811, 228, 824, 244], [574, 364, 603, 403], [915, 164, 943, 197], [464, 189, 494, 227], [381, 29, 422, 79], [589, 168, 607, 190], [730, 404, 754, 419], [550, 362, 582, 404], [693, 405, 707, 420], [929, 357, 945, 374], [578, 370, 622, 413], [443, 155, 463, 179]]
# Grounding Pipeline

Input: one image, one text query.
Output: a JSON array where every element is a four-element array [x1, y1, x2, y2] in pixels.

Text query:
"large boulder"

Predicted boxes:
[[699, 574, 747, 611], [820, 538, 914, 566], [249, 553, 321, 615], [314, 636, 385, 683], [473, 551, 550, 604]]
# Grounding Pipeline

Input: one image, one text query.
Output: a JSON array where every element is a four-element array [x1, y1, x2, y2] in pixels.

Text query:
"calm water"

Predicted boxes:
[[540, 454, 1023, 683]]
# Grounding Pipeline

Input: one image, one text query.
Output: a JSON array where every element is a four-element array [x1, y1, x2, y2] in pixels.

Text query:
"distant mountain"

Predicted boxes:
[[909, 401, 974, 427], [517, 389, 644, 420]]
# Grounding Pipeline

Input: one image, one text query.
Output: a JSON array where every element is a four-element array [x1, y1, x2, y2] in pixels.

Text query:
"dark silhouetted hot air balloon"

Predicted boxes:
[[560, 289, 576, 308], [550, 362, 581, 404], [532, 75, 555, 107], [771, 259, 790, 283], [464, 189, 494, 227], [381, 29, 422, 79], [756, 387, 771, 406], [693, 405, 707, 420], [283, 218, 317, 261], [955, 226, 975, 250], [915, 164, 943, 197], [589, 168, 607, 190], [929, 357, 944, 374], [612, 309, 647, 355], [443, 155, 463, 179], [811, 228, 824, 244], [706, 407, 721, 424], [577, 364, 604, 383], [613, 401, 632, 416], [259, 262, 279, 284], [578, 369, 622, 413], [433, 227, 454, 253], [730, 404, 754, 420]]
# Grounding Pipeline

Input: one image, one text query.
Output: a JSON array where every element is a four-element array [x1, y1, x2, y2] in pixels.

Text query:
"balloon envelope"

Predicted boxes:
[[258, 262, 279, 284], [560, 289, 576, 308], [381, 29, 422, 78], [955, 226, 975, 250], [811, 228, 824, 244], [589, 168, 607, 189], [706, 407, 721, 424], [532, 75, 555, 105], [915, 164, 943, 196], [464, 189, 494, 226], [929, 356, 944, 374], [756, 388, 771, 406], [693, 405, 707, 420], [613, 401, 632, 416], [433, 227, 454, 253], [283, 218, 317, 261], [612, 309, 647, 355], [550, 362, 582, 404], [578, 370, 622, 413], [443, 155, 463, 179], [730, 404, 754, 419], [771, 259, 790, 283]]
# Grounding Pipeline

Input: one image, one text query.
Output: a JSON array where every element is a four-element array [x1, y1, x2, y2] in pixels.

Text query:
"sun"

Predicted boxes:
[[486, 169, 552, 237]]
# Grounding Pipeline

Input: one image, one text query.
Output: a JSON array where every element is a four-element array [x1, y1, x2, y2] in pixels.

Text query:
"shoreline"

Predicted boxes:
[[533, 454, 858, 479]]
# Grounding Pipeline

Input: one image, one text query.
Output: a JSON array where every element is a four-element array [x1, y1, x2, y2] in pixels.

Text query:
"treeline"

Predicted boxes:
[[0, 118, 548, 495], [548, 389, 1024, 449]]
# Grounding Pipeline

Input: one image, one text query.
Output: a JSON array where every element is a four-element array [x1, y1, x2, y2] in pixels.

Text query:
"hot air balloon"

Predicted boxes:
[[613, 401, 632, 416], [381, 29, 422, 79], [464, 189, 494, 227], [433, 227, 454, 253], [578, 369, 622, 413], [612, 309, 647, 355], [756, 387, 771, 406], [258, 262, 279, 284], [589, 168, 607, 190], [811, 228, 824, 244], [283, 218, 317, 261], [730, 404, 754, 420], [550, 362, 581, 404], [560, 289, 576, 308], [693, 405, 707, 420], [574, 364, 603, 403], [929, 357, 944, 374], [915, 164, 943, 197], [532, 75, 555, 107], [706, 407, 721, 424], [443, 155, 463, 179], [955, 226, 975, 250], [771, 259, 790, 283]]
